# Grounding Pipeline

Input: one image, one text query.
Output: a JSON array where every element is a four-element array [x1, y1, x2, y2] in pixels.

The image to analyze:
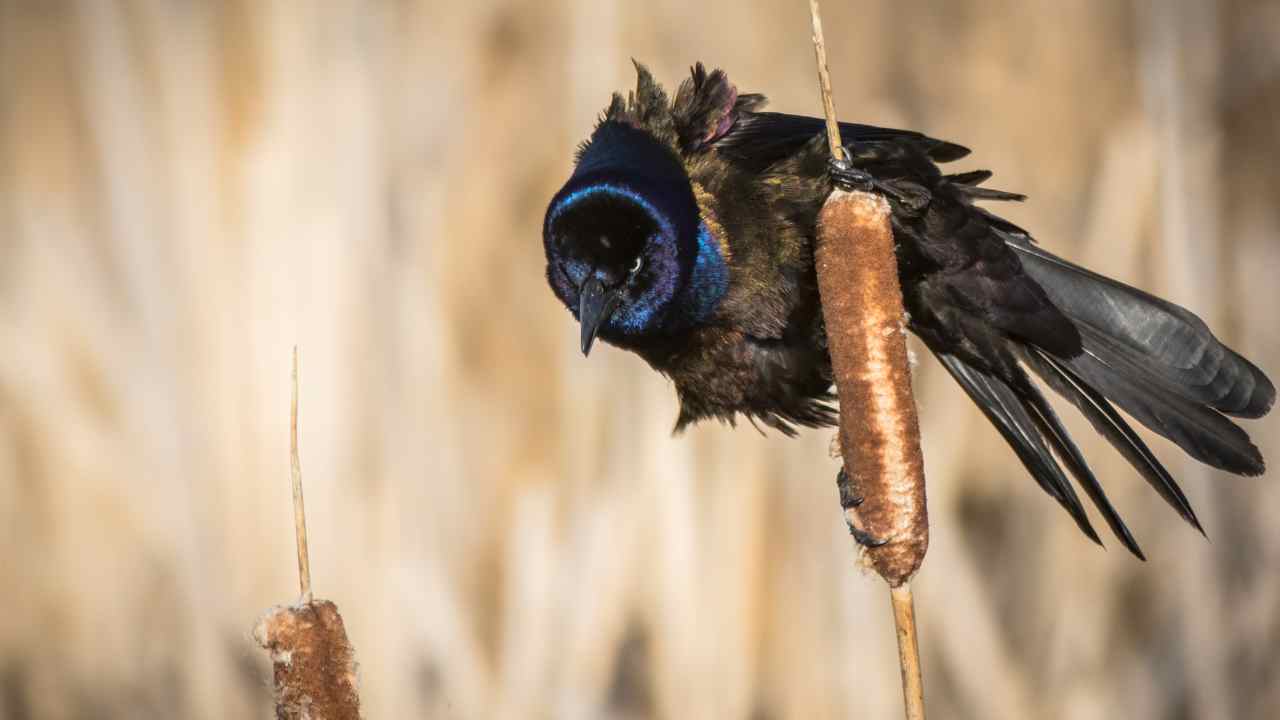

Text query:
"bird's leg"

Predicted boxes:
[[836, 467, 889, 548]]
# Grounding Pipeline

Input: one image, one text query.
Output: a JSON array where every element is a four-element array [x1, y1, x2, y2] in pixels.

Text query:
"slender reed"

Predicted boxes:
[[253, 349, 363, 720], [808, 2, 929, 717]]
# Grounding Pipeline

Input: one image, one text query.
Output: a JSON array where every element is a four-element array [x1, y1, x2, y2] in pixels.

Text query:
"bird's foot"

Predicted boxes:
[[827, 155, 930, 213], [836, 468, 888, 547], [836, 467, 864, 509], [849, 524, 890, 548], [827, 155, 876, 193]]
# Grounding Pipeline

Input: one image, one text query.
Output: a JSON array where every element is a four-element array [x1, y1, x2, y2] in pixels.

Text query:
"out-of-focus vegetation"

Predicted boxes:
[[1, 1, 1277, 718]]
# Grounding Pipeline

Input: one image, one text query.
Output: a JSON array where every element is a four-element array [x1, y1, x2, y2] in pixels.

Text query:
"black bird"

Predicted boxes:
[[542, 62, 1274, 559]]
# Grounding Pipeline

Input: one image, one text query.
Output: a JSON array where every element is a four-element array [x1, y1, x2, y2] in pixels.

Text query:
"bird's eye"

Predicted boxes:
[[629, 256, 643, 275]]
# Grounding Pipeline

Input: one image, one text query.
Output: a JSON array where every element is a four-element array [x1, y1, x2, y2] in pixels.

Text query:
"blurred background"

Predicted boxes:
[[2, 1, 1278, 718]]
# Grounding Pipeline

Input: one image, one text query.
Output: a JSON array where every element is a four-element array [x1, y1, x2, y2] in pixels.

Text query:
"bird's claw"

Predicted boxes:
[[836, 468, 864, 509], [849, 524, 890, 548], [836, 467, 887, 547], [827, 154, 931, 213], [827, 154, 876, 192]]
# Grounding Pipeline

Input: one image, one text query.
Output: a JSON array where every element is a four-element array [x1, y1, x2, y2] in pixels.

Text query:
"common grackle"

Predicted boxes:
[[542, 62, 1274, 558]]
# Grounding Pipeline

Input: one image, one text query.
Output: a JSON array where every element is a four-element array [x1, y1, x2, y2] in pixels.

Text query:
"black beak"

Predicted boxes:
[[579, 277, 621, 356]]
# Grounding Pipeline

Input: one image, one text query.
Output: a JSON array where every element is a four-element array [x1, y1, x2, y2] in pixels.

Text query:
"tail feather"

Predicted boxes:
[[1007, 238, 1276, 418], [932, 233, 1270, 557], [924, 164, 1272, 557], [1062, 348, 1265, 475]]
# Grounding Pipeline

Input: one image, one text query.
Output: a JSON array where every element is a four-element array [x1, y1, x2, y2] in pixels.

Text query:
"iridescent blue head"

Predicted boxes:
[[544, 121, 728, 355]]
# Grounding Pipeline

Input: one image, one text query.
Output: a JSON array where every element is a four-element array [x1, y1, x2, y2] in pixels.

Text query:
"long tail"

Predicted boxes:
[[933, 234, 1272, 559], [1009, 238, 1273, 472]]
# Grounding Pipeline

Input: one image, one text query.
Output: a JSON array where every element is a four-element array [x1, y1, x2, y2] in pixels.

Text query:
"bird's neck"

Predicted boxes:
[[675, 222, 729, 327]]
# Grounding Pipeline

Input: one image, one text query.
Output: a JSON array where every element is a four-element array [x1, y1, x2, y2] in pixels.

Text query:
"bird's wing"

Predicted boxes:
[[713, 111, 970, 173], [934, 349, 1153, 558], [708, 107, 1082, 358], [1019, 347, 1202, 531], [903, 188, 1086, 360]]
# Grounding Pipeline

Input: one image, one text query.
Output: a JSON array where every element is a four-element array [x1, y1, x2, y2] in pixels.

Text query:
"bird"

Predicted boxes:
[[541, 61, 1274, 559]]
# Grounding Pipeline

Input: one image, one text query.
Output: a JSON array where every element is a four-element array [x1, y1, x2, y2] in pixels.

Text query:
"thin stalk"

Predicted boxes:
[[807, 2, 929, 718], [291, 346, 312, 603]]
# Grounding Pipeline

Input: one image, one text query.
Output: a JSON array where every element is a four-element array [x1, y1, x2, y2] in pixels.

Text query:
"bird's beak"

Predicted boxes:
[[579, 276, 621, 356]]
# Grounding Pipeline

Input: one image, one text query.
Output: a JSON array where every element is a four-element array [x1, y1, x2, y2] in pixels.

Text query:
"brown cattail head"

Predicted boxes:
[[254, 600, 362, 720], [814, 190, 929, 586]]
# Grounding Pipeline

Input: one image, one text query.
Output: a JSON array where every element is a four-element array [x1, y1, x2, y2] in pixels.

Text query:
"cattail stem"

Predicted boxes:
[[291, 346, 313, 603], [891, 584, 926, 720], [807, 1, 930, 717], [808, 0, 845, 162]]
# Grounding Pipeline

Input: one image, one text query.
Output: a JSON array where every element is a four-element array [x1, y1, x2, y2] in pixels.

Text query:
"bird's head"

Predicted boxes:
[[544, 120, 727, 355]]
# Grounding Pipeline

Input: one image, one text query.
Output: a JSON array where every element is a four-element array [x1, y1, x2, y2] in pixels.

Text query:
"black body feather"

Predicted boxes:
[[542, 62, 1274, 558]]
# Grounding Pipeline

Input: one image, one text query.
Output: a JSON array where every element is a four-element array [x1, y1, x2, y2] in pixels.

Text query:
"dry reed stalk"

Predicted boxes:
[[292, 347, 313, 604], [253, 349, 363, 720], [808, 1, 928, 717]]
